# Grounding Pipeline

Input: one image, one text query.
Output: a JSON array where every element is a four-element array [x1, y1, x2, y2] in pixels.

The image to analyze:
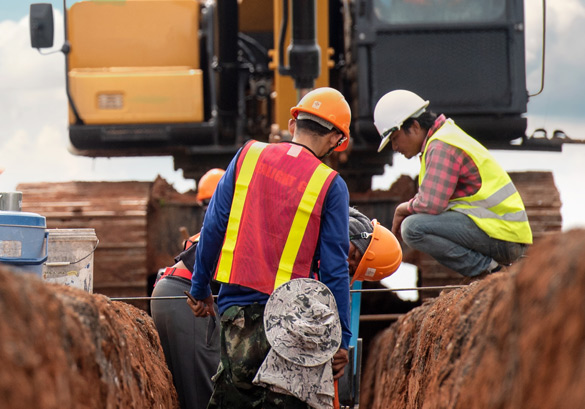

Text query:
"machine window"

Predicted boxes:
[[374, 0, 506, 24]]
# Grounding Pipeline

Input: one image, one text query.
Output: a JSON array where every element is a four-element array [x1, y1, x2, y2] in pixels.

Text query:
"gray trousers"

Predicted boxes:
[[401, 210, 527, 277], [151, 277, 220, 409]]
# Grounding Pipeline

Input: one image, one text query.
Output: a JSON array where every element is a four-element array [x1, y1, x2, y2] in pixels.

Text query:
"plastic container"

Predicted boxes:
[[42, 229, 99, 293], [0, 211, 48, 276]]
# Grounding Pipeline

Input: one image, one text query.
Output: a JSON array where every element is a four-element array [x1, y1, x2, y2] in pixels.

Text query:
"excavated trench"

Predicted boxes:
[[2, 229, 583, 409], [0, 265, 178, 409], [361, 229, 585, 409]]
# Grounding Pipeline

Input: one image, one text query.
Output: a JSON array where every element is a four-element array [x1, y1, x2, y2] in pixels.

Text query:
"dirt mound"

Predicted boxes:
[[0, 266, 178, 409], [361, 229, 585, 409]]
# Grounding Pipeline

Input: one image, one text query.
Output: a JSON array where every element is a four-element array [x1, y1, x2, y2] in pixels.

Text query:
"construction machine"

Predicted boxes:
[[29, 0, 562, 192], [29, 0, 562, 407]]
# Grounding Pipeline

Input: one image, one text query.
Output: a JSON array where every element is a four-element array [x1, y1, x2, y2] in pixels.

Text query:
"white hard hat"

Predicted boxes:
[[374, 90, 429, 152]]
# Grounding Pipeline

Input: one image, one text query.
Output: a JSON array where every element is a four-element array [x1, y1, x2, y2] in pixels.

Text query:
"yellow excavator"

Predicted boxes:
[[29, 0, 559, 192]]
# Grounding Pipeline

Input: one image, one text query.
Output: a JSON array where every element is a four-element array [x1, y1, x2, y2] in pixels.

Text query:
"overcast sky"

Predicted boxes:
[[1, 0, 585, 232]]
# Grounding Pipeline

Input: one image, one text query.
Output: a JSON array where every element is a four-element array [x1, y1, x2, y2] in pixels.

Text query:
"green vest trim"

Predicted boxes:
[[420, 119, 533, 244]]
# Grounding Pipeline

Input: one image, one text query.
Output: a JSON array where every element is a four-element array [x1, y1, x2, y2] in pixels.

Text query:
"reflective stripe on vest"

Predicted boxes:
[[214, 141, 337, 294], [274, 162, 333, 289], [420, 120, 533, 244], [215, 141, 267, 283], [446, 182, 529, 222]]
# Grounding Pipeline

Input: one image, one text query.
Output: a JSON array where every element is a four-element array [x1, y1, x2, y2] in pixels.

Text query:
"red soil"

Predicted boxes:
[[0, 266, 178, 409], [361, 229, 585, 409]]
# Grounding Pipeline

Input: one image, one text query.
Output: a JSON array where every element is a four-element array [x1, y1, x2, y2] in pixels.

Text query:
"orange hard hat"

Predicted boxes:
[[196, 168, 225, 201], [290, 87, 351, 151], [350, 219, 402, 285]]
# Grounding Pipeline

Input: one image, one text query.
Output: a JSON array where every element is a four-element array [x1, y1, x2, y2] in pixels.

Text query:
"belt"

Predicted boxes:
[[162, 267, 193, 281]]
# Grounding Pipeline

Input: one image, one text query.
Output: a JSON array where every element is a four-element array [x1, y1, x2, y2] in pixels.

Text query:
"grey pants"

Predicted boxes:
[[402, 210, 528, 277], [151, 277, 220, 409]]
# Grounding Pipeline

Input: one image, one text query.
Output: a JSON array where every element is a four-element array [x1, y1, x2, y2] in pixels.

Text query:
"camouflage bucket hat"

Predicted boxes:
[[264, 278, 342, 367]]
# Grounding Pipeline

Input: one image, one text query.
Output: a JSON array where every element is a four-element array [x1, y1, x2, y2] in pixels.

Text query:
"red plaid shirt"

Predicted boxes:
[[408, 115, 481, 214]]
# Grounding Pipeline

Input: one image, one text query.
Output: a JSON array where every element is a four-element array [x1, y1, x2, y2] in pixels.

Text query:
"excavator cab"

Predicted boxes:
[[352, 0, 528, 148]]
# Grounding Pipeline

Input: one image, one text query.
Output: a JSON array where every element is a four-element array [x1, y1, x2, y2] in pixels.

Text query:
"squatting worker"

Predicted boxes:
[[187, 87, 353, 409], [374, 89, 532, 278]]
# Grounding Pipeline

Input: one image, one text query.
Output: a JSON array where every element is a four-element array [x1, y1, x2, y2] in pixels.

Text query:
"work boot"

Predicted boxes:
[[459, 263, 505, 285]]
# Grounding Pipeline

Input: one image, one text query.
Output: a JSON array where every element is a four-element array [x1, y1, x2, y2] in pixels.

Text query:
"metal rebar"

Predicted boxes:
[[350, 285, 463, 293], [359, 313, 404, 322], [108, 285, 464, 302]]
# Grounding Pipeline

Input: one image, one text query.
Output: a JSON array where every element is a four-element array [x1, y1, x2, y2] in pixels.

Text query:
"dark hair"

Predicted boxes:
[[296, 118, 341, 137], [402, 111, 437, 133]]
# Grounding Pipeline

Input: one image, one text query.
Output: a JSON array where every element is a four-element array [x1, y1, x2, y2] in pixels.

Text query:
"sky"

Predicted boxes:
[[1, 1, 585, 299]]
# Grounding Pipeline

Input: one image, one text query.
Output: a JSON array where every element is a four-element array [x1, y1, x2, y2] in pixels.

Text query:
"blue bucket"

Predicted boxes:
[[0, 211, 48, 276]]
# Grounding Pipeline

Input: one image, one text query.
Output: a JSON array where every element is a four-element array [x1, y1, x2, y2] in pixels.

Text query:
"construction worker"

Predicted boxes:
[[347, 207, 402, 285], [186, 87, 353, 408], [177, 204, 398, 409], [252, 207, 402, 408], [374, 89, 532, 278], [196, 168, 225, 204], [150, 168, 225, 409]]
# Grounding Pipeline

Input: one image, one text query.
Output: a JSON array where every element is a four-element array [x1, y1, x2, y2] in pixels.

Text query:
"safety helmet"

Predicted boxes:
[[196, 168, 225, 201], [290, 87, 351, 152], [350, 219, 402, 285], [374, 90, 429, 153]]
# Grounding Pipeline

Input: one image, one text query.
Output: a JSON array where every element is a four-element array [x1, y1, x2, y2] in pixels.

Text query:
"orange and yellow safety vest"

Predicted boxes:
[[214, 141, 338, 294]]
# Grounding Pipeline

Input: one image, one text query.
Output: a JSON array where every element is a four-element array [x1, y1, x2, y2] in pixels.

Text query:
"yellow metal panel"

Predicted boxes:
[[68, 67, 204, 124], [271, 0, 330, 131], [68, 0, 200, 69]]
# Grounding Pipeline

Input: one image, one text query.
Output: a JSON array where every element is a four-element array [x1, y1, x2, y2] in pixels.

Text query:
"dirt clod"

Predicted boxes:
[[361, 229, 585, 409], [0, 266, 178, 409]]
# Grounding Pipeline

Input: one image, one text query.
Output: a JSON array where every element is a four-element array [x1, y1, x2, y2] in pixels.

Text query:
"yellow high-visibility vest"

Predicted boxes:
[[420, 119, 532, 244]]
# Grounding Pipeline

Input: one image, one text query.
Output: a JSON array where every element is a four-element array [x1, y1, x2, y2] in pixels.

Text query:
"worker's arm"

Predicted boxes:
[[332, 348, 349, 380], [391, 202, 411, 241], [317, 176, 352, 351], [189, 154, 238, 300], [409, 140, 478, 214], [186, 292, 215, 317]]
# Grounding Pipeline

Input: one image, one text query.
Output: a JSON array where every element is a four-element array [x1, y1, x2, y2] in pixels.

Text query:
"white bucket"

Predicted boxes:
[[42, 229, 99, 293]]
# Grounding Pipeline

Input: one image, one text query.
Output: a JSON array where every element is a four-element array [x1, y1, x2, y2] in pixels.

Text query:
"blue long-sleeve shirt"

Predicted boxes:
[[190, 142, 352, 349]]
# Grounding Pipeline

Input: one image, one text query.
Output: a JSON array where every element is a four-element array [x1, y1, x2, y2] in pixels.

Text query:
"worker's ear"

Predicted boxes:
[[413, 119, 425, 134], [404, 119, 421, 137], [334, 134, 347, 148], [288, 118, 296, 135]]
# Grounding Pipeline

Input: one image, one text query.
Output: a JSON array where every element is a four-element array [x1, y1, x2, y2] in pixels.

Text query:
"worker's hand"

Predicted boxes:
[[392, 202, 411, 241], [332, 348, 349, 380], [186, 293, 216, 318]]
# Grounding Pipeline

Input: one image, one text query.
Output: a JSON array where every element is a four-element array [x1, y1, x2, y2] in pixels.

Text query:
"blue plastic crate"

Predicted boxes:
[[0, 211, 48, 276]]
